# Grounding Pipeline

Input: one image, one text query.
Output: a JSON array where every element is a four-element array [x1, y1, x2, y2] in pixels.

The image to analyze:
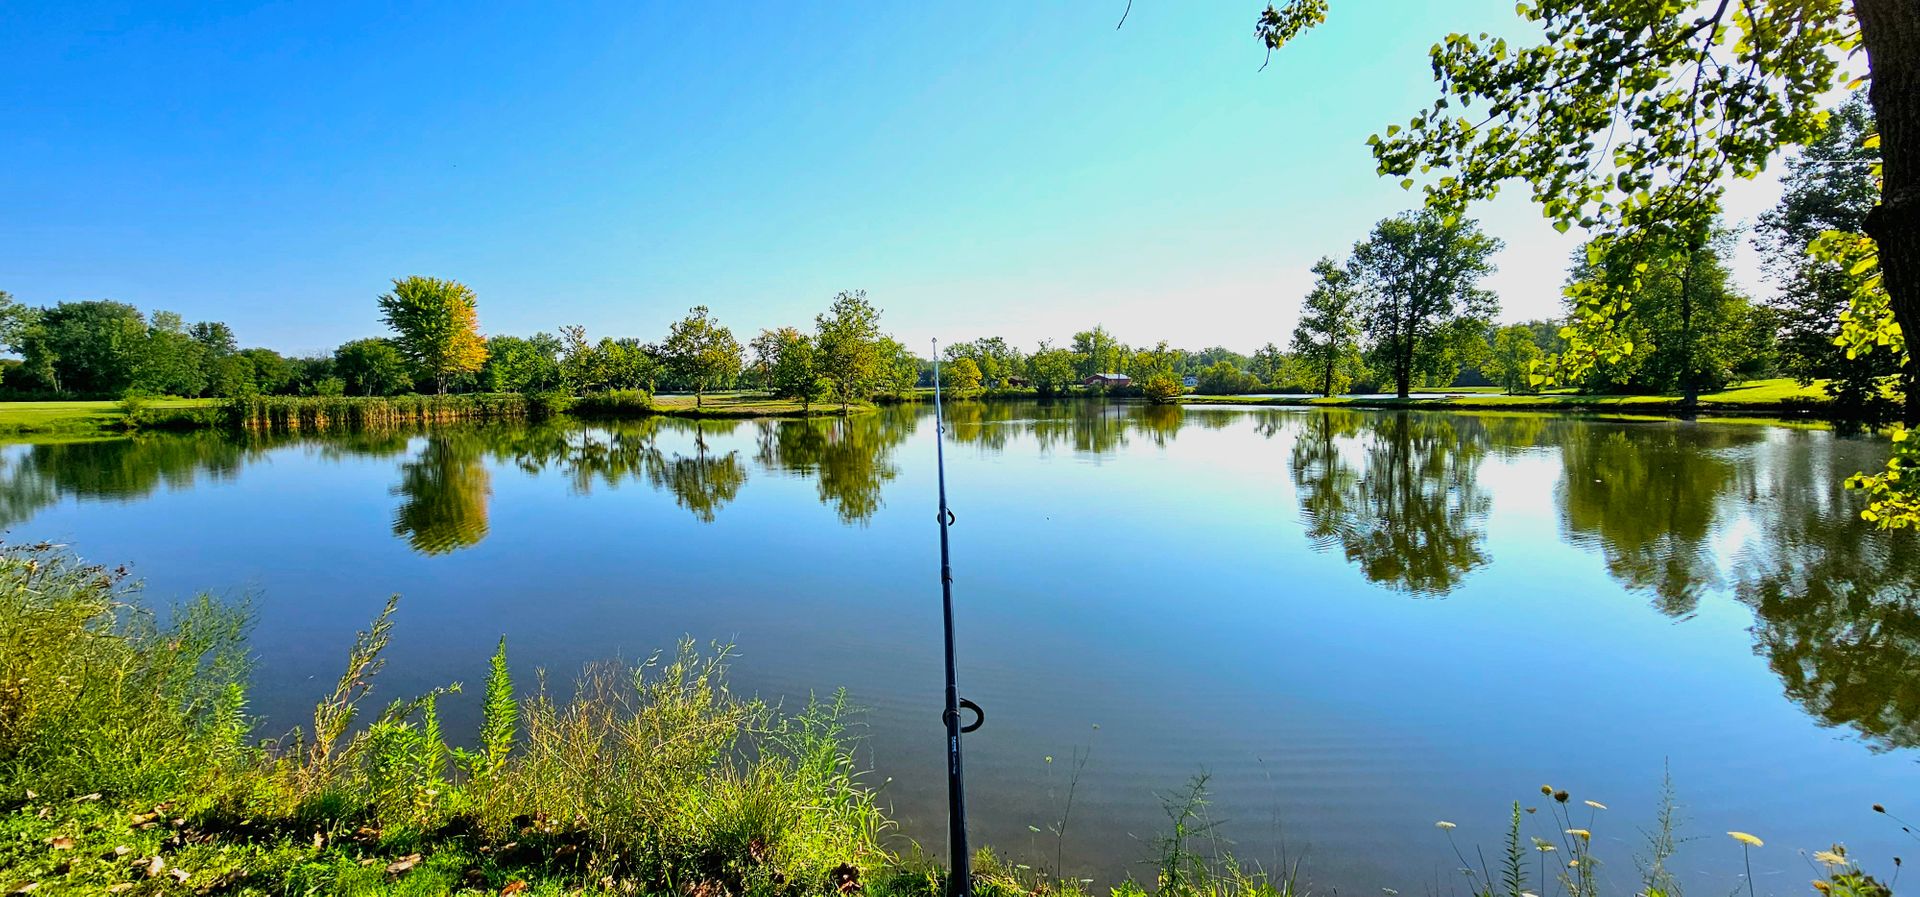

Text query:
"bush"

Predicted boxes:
[[570, 388, 653, 418], [1143, 372, 1184, 404]]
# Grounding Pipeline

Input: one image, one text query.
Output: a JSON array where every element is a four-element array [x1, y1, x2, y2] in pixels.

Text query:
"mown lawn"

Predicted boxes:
[[0, 398, 221, 435], [1181, 378, 1833, 412]]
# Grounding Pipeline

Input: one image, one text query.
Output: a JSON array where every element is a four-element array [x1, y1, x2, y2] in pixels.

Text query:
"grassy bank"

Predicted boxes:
[[1178, 378, 1836, 415], [0, 392, 871, 437], [0, 399, 223, 437]]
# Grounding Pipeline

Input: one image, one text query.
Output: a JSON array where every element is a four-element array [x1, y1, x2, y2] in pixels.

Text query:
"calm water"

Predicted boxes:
[[3, 403, 1916, 892]]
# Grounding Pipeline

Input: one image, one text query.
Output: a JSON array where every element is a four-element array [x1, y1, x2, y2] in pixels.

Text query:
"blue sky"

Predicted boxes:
[[0, 1, 1781, 357]]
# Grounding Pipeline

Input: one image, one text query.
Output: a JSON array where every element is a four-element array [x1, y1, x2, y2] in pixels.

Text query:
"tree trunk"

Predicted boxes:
[[1396, 324, 1413, 399], [1323, 352, 1335, 397], [1857, 0, 1920, 425]]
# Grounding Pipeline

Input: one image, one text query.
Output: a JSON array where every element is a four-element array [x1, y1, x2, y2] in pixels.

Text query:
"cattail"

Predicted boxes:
[[1554, 790, 1570, 803]]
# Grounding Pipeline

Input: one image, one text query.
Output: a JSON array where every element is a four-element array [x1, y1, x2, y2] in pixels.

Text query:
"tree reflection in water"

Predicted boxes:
[[1290, 410, 1491, 595]]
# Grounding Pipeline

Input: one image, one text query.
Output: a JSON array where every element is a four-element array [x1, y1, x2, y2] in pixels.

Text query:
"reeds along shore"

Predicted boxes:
[[223, 394, 538, 432]]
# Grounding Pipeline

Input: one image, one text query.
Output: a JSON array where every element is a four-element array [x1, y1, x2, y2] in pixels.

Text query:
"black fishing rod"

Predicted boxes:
[[931, 340, 983, 897]]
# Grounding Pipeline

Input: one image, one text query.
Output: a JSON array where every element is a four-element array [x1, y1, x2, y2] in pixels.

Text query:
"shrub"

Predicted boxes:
[[570, 389, 653, 418], [1143, 372, 1184, 404]]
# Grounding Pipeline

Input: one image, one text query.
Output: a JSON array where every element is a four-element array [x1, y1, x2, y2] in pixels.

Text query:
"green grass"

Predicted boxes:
[[1180, 378, 1835, 415], [0, 398, 220, 436]]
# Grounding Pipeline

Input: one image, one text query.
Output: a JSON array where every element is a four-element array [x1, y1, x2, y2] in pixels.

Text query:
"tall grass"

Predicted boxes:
[[0, 542, 892, 895], [225, 393, 534, 432]]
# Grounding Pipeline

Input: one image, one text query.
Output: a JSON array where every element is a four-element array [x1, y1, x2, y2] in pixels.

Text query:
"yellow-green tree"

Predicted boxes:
[[377, 276, 487, 394]]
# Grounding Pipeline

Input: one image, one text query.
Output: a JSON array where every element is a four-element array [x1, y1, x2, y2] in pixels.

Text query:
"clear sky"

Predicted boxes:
[[0, 1, 1783, 358]]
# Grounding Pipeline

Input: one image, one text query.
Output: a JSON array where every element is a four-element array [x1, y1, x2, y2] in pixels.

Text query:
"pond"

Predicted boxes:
[[2, 402, 1916, 893]]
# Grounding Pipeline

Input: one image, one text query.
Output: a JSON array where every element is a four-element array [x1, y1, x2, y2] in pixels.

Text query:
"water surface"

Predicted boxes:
[[3, 403, 1915, 893]]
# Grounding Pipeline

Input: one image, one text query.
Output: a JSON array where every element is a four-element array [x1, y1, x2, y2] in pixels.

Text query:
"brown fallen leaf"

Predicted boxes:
[[106, 884, 134, 894], [72, 793, 100, 803], [48, 837, 73, 851], [169, 868, 190, 883], [501, 882, 529, 895], [7, 883, 38, 895], [144, 856, 165, 878], [386, 854, 422, 875], [129, 812, 160, 826]]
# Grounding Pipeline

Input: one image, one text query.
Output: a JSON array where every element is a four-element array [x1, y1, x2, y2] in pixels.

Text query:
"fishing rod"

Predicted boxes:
[[931, 339, 983, 897]]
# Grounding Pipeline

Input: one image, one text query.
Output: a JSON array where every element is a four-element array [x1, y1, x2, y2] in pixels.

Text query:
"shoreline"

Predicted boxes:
[[0, 382, 1856, 440]]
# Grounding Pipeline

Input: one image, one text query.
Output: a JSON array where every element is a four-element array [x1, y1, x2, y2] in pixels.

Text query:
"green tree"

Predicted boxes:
[[133, 310, 210, 397], [483, 333, 563, 394], [814, 290, 883, 413], [1195, 360, 1260, 394], [764, 327, 824, 409], [207, 353, 257, 398], [1027, 342, 1081, 395], [1071, 326, 1122, 378], [1291, 256, 1366, 397], [188, 321, 238, 358], [377, 276, 488, 394], [1255, 0, 1917, 421], [1568, 230, 1756, 396], [1755, 92, 1898, 414], [599, 338, 658, 392], [1347, 212, 1501, 398], [1487, 324, 1544, 395], [1141, 371, 1183, 404], [660, 307, 741, 407], [875, 337, 919, 399], [334, 338, 413, 396], [939, 356, 983, 398], [1249, 343, 1287, 388], [32, 301, 149, 396], [239, 348, 295, 394]]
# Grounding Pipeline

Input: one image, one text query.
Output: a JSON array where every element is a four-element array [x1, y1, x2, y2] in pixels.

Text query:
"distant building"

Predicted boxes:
[[1182, 375, 1199, 388], [1082, 373, 1132, 388]]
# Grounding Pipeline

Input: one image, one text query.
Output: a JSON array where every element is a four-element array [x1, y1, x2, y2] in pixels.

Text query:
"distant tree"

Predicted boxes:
[[1071, 326, 1122, 378], [1755, 92, 1897, 414], [1142, 371, 1183, 405], [748, 328, 790, 390], [334, 338, 413, 396], [876, 337, 919, 399], [661, 306, 742, 407], [188, 321, 238, 357], [1196, 360, 1260, 394], [133, 310, 210, 397], [939, 356, 983, 398], [814, 290, 883, 413], [1349, 211, 1501, 398], [1487, 324, 1544, 395], [483, 333, 563, 394], [557, 325, 603, 393], [30, 301, 148, 396], [1568, 230, 1755, 397], [377, 276, 488, 394], [765, 328, 824, 410], [207, 352, 257, 397], [1249, 343, 1287, 387], [600, 338, 658, 392], [240, 347, 295, 394], [1291, 257, 1366, 397], [1026, 342, 1080, 395]]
